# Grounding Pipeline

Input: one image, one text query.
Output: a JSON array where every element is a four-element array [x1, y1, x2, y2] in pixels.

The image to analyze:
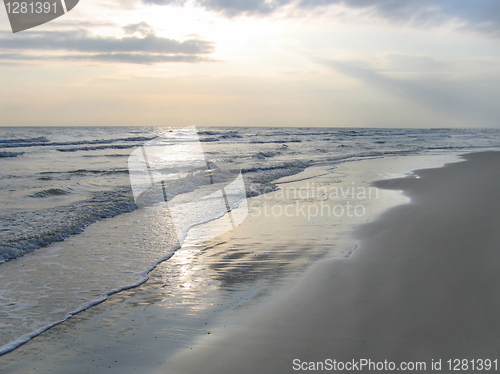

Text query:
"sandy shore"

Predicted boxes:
[[2, 152, 494, 374], [164, 151, 500, 373]]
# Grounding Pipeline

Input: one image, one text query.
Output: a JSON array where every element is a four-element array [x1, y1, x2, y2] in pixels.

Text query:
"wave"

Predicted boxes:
[[0, 189, 137, 263], [1, 127, 499, 357], [68, 169, 129, 175], [1, 135, 484, 265], [0, 136, 49, 144], [0, 247, 177, 356], [0, 151, 24, 158], [28, 188, 72, 198], [242, 163, 296, 173], [0, 161, 308, 264], [198, 130, 242, 138], [40, 169, 129, 177], [0, 179, 249, 356], [118, 136, 156, 142], [254, 151, 280, 159], [0, 136, 156, 150], [82, 154, 130, 158], [250, 139, 302, 144], [57, 145, 136, 152]]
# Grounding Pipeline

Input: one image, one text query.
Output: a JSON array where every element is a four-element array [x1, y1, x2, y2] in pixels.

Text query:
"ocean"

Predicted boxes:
[[1, 126, 499, 356]]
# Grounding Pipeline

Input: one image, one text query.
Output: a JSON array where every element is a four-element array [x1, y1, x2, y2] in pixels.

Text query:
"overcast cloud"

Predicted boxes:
[[142, 0, 500, 36], [0, 27, 215, 64], [1, 0, 498, 127], [319, 57, 500, 127]]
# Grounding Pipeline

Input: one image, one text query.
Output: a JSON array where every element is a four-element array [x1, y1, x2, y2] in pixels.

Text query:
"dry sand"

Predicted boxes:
[[163, 151, 500, 373]]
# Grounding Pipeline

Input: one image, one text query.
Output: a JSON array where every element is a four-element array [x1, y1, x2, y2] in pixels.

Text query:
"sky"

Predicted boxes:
[[0, 0, 499, 128]]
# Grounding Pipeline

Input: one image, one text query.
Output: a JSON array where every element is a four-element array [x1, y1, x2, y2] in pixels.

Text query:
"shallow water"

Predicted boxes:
[[0, 154, 464, 370], [0, 126, 499, 355]]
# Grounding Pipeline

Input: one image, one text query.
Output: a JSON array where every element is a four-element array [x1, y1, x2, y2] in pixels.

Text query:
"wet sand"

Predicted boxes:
[[164, 151, 500, 373], [0, 153, 471, 374]]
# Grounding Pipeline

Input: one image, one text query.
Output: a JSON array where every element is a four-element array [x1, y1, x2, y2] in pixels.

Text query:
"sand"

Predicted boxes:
[[163, 151, 500, 373], [1, 152, 496, 374]]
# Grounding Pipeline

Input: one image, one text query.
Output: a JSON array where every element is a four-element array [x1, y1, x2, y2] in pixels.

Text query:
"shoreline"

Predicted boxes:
[[164, 150, 500, 373], [0, 151, 468, 372]]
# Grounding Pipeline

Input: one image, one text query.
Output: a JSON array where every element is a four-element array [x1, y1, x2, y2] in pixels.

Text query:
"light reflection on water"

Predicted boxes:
[[0, 157, 457, 371]]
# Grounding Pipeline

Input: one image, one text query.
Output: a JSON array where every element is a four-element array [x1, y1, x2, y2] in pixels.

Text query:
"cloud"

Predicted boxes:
[[0, 30, 213, 54], [318, 56, 500, 127], [0, 29, 215, 64], [123, 22, 155, 36], [0, 52, 210, 64], [142, 0, 500, 36], [310, 0, 500, 35], [143, 0, 292, 16]]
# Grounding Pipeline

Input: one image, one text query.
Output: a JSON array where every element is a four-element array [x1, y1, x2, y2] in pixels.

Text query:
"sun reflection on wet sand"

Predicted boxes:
[[0, 157, 454, 373]]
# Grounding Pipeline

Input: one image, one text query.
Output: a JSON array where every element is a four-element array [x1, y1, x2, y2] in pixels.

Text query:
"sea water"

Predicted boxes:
[[0, 126, 499, 354]]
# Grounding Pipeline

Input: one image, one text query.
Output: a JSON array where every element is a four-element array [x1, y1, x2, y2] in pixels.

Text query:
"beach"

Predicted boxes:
[[1, 128, 499, 374], [2, 0, 500, 371], [163, 151, 500, 373], [2, 149, 498, 373]]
